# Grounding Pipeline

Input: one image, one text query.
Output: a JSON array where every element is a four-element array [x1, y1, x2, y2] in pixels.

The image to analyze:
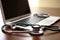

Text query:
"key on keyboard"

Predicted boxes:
[[36, 16, 60, 26]]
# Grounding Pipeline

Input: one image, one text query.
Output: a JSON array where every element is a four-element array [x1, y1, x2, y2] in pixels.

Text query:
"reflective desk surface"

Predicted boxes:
[[0, 7, 60, 40]]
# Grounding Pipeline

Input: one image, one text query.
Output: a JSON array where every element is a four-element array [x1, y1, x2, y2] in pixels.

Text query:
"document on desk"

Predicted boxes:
[[36, 16, 60, 26]]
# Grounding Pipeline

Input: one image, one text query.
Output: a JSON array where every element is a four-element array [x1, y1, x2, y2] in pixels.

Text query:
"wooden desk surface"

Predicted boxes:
[[0, 7, 60, 40]]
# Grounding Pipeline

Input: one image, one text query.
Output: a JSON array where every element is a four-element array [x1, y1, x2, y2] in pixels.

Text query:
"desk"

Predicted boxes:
[[0, 7, 60, 40]]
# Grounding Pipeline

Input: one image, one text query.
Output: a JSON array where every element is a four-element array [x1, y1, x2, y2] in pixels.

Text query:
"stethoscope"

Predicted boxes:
[[2, 23, 60, 36]]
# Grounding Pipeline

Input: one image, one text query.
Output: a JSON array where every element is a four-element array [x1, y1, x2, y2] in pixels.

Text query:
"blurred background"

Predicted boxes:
[[28, 0, 60, 15], [28, 0, 60, 8]]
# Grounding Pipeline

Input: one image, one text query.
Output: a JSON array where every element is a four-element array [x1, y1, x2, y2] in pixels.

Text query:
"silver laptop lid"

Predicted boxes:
[[1, 0, 31, 23]]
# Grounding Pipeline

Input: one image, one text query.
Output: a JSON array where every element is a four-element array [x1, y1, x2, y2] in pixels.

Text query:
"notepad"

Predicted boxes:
[[36, 16, 60, 26]]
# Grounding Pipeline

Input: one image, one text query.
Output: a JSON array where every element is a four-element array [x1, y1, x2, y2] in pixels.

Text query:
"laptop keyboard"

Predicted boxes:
[[14, 17, 30, 26], [14, 16, 43, 26]]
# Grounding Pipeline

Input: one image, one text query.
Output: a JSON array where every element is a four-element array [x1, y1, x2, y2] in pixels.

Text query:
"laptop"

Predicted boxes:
[[1, 0, 30, 25], [1, 0, 42, 26]]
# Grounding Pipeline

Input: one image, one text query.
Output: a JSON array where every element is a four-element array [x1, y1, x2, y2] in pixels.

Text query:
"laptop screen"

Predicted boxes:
[[1, 0, 31, 20]]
